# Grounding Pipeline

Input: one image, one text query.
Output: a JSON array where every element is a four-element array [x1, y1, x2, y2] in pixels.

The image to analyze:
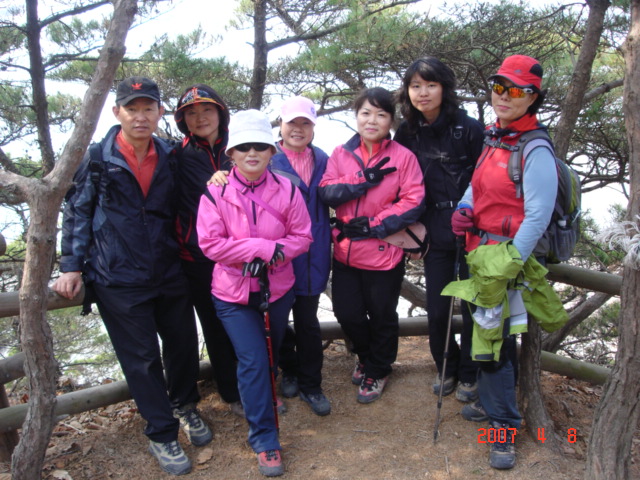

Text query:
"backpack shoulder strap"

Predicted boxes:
[[86, 142, 106, 212], [507, 130, 555, 198], [88, 142, 104, 188]]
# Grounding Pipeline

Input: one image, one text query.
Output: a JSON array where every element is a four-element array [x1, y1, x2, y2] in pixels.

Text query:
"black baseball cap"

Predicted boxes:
[[116, 76, 161, 105]]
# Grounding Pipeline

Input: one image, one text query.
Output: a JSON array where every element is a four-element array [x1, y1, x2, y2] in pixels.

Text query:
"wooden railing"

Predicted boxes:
[[0, 263, 621, 451]]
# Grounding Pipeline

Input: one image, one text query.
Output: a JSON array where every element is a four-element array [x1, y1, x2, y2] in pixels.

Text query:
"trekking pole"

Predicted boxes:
[[259, 268, 279, 431], [433, 236, 464, 444]]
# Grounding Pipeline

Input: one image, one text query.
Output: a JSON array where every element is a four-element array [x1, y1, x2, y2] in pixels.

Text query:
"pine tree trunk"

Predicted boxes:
[[8, 0, 138, 477], [585, 0, 640, 477], [249, 0, 268, 109], [585, 268, 640, 478], [11, 199, 59, 480], [519, 320, 560, 450]]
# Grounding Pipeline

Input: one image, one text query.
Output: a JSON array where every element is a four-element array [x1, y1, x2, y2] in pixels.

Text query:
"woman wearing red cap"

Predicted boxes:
[[450, 55, 558, 470]]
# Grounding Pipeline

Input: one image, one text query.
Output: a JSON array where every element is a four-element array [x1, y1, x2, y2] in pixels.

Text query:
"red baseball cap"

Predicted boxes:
[[489, 55, 543, 90]]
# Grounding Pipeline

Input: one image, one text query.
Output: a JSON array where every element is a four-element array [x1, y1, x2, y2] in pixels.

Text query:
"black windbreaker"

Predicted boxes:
[[394, 109, 484, 250], [60, 125, 183, 289], [174, 133, 231, 263]]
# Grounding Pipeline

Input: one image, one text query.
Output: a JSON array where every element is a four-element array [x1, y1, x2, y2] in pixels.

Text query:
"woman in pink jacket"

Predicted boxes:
[[319, 87, 424, 403], [197, 110, 312, 477]]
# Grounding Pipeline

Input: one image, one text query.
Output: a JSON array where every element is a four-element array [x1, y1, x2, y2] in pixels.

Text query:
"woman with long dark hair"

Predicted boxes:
[[173, 84, 243, 416], [395, 57, 484, 402]]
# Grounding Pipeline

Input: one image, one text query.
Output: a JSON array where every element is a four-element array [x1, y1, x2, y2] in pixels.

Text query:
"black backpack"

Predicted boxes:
[[505, 129, 582, 263]]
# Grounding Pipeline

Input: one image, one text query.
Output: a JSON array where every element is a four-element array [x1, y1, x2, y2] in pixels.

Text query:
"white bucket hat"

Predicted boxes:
[[226, 109, 275, 155]]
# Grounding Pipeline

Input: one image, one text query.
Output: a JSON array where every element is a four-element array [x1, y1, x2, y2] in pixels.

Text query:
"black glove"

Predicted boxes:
[[363, 157, 397, 185], [342, 216, 371, 238], [242, 258, 266, 277], [269, 243, 285, 266]]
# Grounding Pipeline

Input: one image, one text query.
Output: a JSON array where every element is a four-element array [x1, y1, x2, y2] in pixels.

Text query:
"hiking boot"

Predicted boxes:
[[281, 372, 299, 398], [432, 374, 457, 396], [299, 391, 331, 416], [230, 400, 245, 418], [148, 440, 192, 476], [461, 400, 489, 422], [173, 404, 213, 447], [257, 449, 284, 477], [276, 397, 287, 415], [488, 422, 516, 470], [351, 362, 365, 385], [357, 376, 388, 404], [455, 381, 479, 403]]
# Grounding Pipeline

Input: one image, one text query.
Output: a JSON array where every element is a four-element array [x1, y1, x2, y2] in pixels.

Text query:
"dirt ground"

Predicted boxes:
[[13, 336, 639, 480]]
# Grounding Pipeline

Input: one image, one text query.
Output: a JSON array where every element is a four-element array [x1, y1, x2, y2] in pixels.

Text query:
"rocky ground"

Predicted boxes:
[[5, 336, 638, 480]]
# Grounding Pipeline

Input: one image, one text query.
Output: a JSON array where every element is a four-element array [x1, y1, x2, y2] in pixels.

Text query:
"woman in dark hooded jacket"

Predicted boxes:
[[173, 83, 242, 416], [394, 57, 483, 402]]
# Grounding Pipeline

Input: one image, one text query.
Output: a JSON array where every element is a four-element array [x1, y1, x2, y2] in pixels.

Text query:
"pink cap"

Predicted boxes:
[[280, 96, 317, 124], [490, 55, 543, 89]]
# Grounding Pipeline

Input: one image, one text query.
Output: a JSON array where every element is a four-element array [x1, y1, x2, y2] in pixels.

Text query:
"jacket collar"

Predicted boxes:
[[485, 113, 540, 140], [343, 132, 392, 155]]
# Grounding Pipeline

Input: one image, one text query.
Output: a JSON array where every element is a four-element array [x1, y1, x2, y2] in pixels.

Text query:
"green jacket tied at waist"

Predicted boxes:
[[442, 242, 568, 361]]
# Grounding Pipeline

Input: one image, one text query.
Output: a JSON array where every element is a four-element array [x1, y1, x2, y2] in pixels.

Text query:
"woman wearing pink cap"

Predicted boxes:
[[450, 55, 557, 470], [271, 96, 333, 416]]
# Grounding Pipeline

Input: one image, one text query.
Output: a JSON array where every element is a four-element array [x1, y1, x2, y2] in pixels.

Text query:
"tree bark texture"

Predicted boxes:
[[585, 0, 640, 477], [25, 0, 56, 174], [553, 0, 611, 160], [519, 319, 561, 450], [11, 191, 58, 478], [249, 0, 268, 109], [10, 1, 138, 478]]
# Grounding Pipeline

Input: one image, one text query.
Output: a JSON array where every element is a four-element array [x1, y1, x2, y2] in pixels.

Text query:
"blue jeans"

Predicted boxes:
[[213, 289, 294, 453], [477, 336, 521, 428]]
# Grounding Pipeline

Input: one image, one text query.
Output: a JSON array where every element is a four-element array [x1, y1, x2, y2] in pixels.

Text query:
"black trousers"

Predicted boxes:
[[93, 281, 200, 443], [278, 294, 324, 394], [182, 260, 240, 403], [331, 259, 405, 380], [424, 247, 478, 383]]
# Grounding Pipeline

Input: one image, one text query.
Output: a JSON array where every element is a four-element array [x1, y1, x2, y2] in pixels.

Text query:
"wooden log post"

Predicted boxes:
[[0, 320, 613, 433]]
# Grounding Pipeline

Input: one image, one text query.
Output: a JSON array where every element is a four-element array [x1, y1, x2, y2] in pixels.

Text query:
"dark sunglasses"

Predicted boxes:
[[490, 81, 534, 99], [234, 143, 272, 152]]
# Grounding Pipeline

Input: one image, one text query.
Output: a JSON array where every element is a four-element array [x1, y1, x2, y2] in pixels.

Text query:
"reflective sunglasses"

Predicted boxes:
[[233, 142, 272, 152], [490, 81, 535, 99]]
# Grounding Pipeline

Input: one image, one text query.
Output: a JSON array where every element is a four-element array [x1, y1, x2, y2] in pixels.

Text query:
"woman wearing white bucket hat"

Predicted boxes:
[[197, 109, 313, 477]]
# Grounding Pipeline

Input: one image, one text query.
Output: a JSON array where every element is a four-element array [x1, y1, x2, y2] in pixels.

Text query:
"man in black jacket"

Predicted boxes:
[[52, 77, 210, 476]]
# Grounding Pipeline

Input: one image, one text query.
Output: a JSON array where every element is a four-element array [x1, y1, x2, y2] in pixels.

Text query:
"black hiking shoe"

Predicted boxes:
[[488, 421, 516, 470]]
